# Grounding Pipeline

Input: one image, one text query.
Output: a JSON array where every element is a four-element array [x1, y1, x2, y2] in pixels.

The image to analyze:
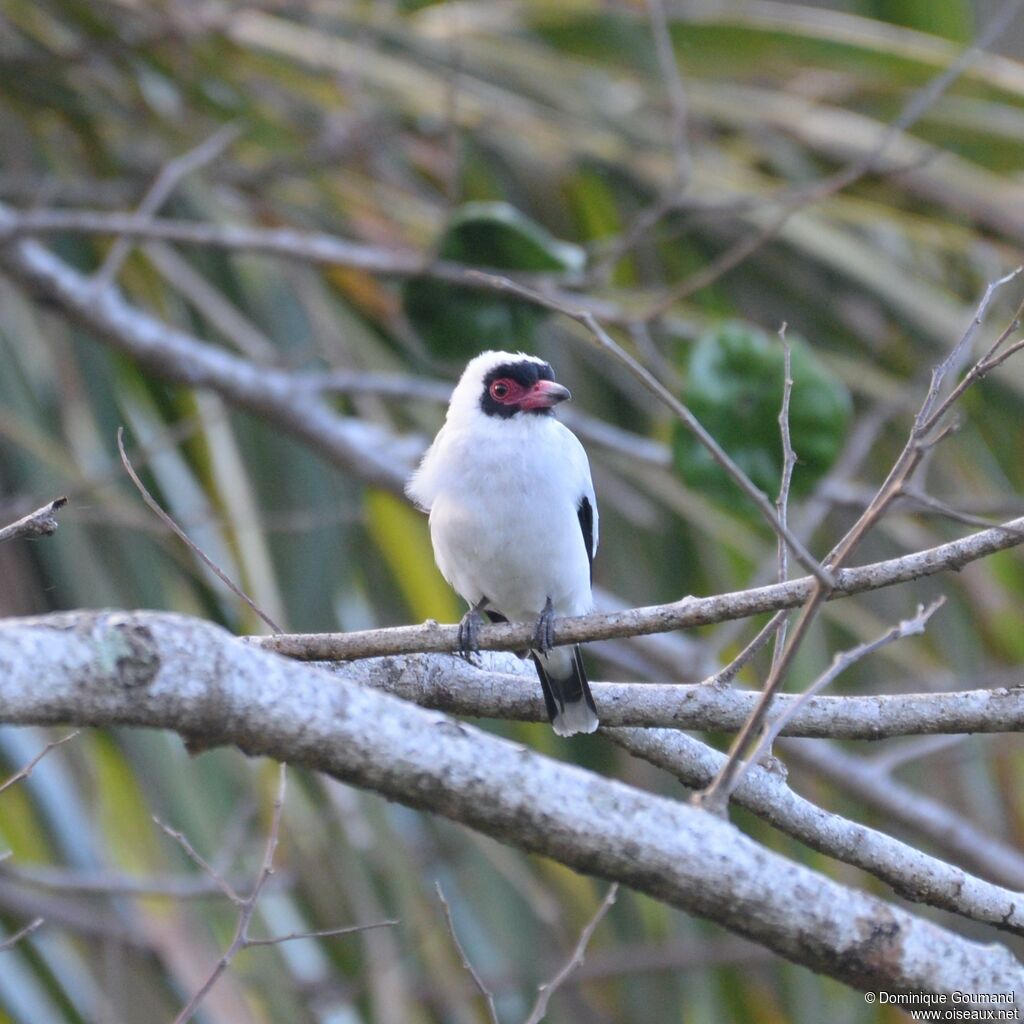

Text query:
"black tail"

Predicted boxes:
[[531, 644, 599, 737]]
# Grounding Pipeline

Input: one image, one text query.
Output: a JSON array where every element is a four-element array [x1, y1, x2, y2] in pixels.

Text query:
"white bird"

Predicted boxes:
[[407, 350, 599, 736]]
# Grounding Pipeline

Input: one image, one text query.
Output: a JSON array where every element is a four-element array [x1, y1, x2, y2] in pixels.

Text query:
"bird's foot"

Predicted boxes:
[[457, 605, 485, 662], [533, 598, 556, 656]]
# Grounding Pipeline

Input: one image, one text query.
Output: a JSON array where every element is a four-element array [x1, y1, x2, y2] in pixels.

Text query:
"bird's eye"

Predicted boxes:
[[491, 381, 510, 399]]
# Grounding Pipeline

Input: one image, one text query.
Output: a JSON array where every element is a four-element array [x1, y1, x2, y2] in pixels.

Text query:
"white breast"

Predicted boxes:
[[407, 413, 597, 622]]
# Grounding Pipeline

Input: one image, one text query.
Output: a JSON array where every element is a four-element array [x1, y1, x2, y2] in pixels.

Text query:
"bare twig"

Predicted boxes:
[[523, 884, 618, 1024], [435, 883, 500, 1024], [117, 427, 283, 634], [244, 922, 396, 948], [93, 122, 241, 290], [0, 916, 44, 953], [0, 497, 68, 545], [0, 731, 79, 795], [918, 292, 1024, 436], [696, 269, 1024, 812], [899, 487, 1024, 536], [730, 598, 946, 793], [704, 609, 787, 687], [171, 763, 289, 1023], [154, 817, 243, 905], [784, 739, 1024, 892], [771, 325, 796, 672], [168, 763, 395, 1023]]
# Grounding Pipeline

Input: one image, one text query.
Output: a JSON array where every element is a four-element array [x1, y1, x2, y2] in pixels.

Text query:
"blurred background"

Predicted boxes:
[[2, 0, 1024, 1020]]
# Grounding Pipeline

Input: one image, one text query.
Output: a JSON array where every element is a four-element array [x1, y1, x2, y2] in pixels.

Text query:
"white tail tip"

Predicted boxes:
[[552, 704, 600, 737]]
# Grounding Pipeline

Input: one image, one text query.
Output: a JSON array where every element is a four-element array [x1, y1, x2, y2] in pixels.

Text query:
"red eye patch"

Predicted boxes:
[[489, 378, 524, 403]]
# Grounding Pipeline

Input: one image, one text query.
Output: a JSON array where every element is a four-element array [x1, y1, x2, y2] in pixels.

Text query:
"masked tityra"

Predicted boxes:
[[406, 350, 599, 736]]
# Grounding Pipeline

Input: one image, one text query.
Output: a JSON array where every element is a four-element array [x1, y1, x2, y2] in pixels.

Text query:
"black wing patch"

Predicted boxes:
[[577, 496, 594, 584]]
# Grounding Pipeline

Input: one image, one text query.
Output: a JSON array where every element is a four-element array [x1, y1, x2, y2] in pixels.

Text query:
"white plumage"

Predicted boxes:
[[407, 350, 600, 736]]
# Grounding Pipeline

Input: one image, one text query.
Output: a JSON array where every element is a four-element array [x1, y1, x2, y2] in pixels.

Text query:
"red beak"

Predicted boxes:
[[520, 380, 571, 410]]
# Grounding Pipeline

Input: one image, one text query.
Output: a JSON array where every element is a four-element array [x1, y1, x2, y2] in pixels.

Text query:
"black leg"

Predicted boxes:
[[533, 597, 555, 655], [458, 597, 489, 661]]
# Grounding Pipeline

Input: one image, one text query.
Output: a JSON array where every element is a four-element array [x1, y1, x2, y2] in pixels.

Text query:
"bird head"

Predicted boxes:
[[448, 351, 571, 423]]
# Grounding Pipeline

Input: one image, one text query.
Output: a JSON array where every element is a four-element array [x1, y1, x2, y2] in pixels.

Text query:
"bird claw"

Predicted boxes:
[[458, 606, 484, 662], [533, 598, 555, 655]]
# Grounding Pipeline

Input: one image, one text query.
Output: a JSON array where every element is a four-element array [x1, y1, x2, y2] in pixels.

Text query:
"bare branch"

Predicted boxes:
[[435, 883, 500, 1024], [0, 209, 580, 297], [0, 862, 272, 900], [612, 727, 1024, 934], [0, 731, 78, 795], [866, 734, 969, 777], [645, 0, 691, 189], [728, 598, 945, 792], [153, 817, 243, 906], [168, 763, 395, 1023], [0, 497, 68, 545], [117, 427, 283, 634], [785, 739, 1024, 892], [342, 643, 1024, 741], [251, 512, 1024, 660], [0, 208, 418, 494], [523, 884, 618, 1024], [0, 916, 44, 953], [343, 655, 1024, 739]]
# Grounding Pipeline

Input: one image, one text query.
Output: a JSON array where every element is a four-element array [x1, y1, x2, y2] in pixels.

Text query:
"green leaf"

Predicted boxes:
[[673, 323, 852, 506], [863, 0, 974, 43], [402, 202, 584, 360]]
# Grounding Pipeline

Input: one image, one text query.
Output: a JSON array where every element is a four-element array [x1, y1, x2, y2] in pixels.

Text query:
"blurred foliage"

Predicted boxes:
[[403, 200, 585, 359], [673, 322, 852, 507], [1, 0, 1024, 1021]]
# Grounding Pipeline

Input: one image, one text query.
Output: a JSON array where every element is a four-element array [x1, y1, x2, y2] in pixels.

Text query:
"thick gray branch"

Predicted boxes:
[[343, 654, 1024, 739], [0, 610, 1021, 1002], [253, 514, 1024, 659], [785, 740, 1024, 893], [350, 655, 1024, 932], [610, 728, 1024, 935]]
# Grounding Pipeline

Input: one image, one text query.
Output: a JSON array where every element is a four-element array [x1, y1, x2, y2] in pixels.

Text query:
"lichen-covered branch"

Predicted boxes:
[[0, 609, 1021, 1004], [342, 653, 1024, 739]]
